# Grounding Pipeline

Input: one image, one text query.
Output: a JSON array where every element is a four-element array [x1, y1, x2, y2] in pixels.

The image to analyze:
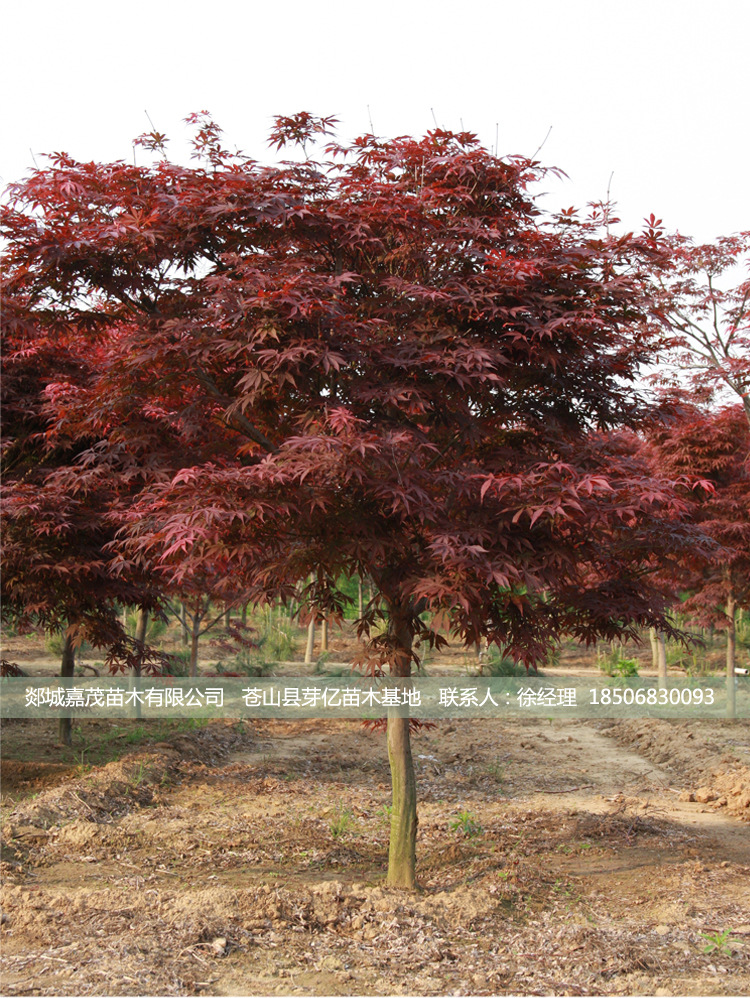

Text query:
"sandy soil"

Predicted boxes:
[[2, 711, 749, 997]]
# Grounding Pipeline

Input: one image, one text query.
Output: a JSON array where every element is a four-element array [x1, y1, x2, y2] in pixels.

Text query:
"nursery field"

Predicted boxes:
[[2, 628, 749, 997]]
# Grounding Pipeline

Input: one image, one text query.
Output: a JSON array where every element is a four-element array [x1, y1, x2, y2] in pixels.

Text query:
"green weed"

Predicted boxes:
[[700, 929, 737, 955], [598, 649, 639, 677], [129, 762, 148, 788], [449, 810, 483, 838], [486, 758, 506, 782], [329, 808, 353, 839]]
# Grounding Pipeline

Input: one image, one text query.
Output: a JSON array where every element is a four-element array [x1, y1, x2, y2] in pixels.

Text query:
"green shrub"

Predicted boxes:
[[45, 632, 65, 657], [162, 650, 191, 676], [479, 646, 528, 677], [598, 648, 639, 677]]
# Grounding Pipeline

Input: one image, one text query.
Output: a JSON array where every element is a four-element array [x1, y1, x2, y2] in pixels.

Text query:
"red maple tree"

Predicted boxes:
[[1, 115, 702, 885], [0, 303, 164, 665], [646, 221, 750, 425], [647, 404, 750, 711]]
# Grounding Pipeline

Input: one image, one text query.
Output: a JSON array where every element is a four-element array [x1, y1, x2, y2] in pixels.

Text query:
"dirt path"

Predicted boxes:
[[521, 722, 750, 864], [1, 716, 749, 997]]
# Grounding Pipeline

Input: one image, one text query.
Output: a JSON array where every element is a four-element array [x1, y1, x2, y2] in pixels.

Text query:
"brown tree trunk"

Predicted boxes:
[[726, 594, 736, 720], [657, 632, 668, 690], [387, 713, 418, 889], [386, 602, 418, 889], [59, 631, 76, 747], [358, 576, 364, 618], [133, 608, 148, 718], [304, 619, 315, 664], [190, 627, 200, 678], [321, 618, 328, 652], [649, 627, 658, 669], [180, 602, 189, 646]]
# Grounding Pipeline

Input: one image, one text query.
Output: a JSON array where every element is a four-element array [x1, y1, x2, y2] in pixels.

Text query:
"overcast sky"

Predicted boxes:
[[2, 0, 747, 243]]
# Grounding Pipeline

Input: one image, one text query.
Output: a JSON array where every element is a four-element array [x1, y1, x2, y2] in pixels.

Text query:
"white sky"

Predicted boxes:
[[2, 0, 748, 242]]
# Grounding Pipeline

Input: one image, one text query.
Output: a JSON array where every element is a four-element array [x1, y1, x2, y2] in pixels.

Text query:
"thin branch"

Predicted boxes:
[[706, 274, 727, 351], [725, 289, 749, 349], [194, 368, 278, 453], [197, 596, 247, 638]]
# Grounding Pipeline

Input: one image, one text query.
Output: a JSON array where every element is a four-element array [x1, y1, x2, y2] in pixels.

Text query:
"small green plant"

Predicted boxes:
[[329, 807, 352, 839], [163, 649, 191, 676], [74, 748, 92, 776], [683, 650, 716, 678], [486, 757, 506, 782], [598, 648, 639, 677], [129, 762, 148, 788], [700, 929, 736, 955], [484, 656, 528, 677], [474, 644, 529, 677], [449, 810, 482, 838], [313, 658, 352, 677], [45, 632, 65, 657]]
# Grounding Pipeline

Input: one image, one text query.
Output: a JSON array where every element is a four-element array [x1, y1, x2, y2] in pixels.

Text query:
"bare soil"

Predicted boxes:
[[2, 625, 748, 996], [2, 710, 749, 997]]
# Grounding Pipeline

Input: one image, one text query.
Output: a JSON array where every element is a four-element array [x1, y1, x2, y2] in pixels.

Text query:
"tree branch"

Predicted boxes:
[[194, 368, 278, 453]]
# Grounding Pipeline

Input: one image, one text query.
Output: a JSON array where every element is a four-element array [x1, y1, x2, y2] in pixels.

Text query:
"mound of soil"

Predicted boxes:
[[600, 718, 750, 821]]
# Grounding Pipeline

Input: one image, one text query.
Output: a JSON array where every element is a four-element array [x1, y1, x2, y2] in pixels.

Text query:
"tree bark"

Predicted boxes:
[[180, 602, 189, 646], [134, 609, 148, 649], [385, 602, 418, 889], [649, 627, 658, 670], [657, 632, 668, 690], [190, 627, 200, 678], [726, 593, 736, 720], [132, 608, 148, 718], [321, 618, 328, 652], [59, 631, 76, 747], [304, 619, 315, 664], [387, 713, 418, 889], [358, 576, 364, 618]]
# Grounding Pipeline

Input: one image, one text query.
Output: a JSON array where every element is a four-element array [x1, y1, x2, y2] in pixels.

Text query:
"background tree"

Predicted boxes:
[[647, 403, 750, 716], [0, 302, 166, 737], [647, 222, 750, 426], [1, 115, 702, 886]]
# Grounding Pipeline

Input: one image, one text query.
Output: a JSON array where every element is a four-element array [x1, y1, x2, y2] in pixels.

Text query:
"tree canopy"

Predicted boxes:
[[1, 113, 717, 885]]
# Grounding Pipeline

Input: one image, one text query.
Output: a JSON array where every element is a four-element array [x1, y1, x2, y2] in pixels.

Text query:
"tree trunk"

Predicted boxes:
[[132, 608, 148, 718], [190, 627, 200, 678], [321, 618, 328, 652], [726, 594, 736, 720], [304, 619, 315, 664], [180, 602, 189, 646], [59, 631, 76, 747], [657, 632, 667, 690], [649, 627, 658, 670], [387, 713, 418, 889], [386, 602, 418, 889], [358, 576, 364, 618]]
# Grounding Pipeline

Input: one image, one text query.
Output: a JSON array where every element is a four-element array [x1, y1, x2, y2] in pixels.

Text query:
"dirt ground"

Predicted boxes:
[[2, 707, 749, 997]]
